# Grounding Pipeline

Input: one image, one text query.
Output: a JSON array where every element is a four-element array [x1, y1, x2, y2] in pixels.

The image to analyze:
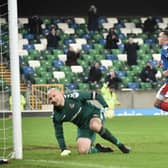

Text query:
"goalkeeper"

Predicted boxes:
[[47, 88, 130, 156]]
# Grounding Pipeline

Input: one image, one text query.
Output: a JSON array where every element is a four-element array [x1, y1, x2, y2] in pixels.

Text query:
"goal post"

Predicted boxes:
[[8, 0, 23, 159]]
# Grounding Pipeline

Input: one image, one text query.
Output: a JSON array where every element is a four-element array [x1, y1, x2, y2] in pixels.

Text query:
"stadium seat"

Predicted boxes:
[[120, 28, 132, 36], [133, 38, 144, 45], [100, 59, 113, 69], [28, 60, 41, 69], [102, 22, 114, 30], [78, 83, 90, 90], [131, 28, 142, 34], [116, 70, 126, 78], [53, 49, 64, 56], [106, 17, 118, 24], [117, 54, 127, 62], [57, 23, 69, 29], [124, 22, 135, 29], [40, 38, 47, 47], [99, 38, 106, 45], [65, 83, 77, 90], [152, 53, 161, 61], [23, 44, 35, 51], [18, 17, 28, 25], [53, 71, 65, 80], [158, 22, 167, 29], [82, 44, 93, 52], [140, 82, 152, 90], [99, 65, 107, 72], [71, 65, 83, 73], [35, 66, 46, 76], [64, 38, 75, 46], [34, 77, 47, 84], [58, 54, 67, 63], [23, 33, 35, 40], [69, 43, 82, 52], [74, 17, 86, 24], [106, 54, 118, 61], [111, 49, 122, 55], [128, 82, 140, 90], [19, 49, 28, 58], [64, 28, 75, 35], [34, 43, 46, 51], [19, 39, 29, 50], [22, 66, 34, 80], [52, 60, 64, 68], [75, 38, 87, 45]]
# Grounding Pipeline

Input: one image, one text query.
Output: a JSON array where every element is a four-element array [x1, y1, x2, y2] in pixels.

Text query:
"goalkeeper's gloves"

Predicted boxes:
[[60, 149, 71, 156]]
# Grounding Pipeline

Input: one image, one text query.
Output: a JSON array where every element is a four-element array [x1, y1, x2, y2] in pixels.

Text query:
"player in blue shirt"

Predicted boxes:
[[154, 30, 168, 111]]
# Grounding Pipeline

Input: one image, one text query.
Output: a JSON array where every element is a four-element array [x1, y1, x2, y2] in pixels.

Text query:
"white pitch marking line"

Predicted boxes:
[[26, 159, 128, 168]]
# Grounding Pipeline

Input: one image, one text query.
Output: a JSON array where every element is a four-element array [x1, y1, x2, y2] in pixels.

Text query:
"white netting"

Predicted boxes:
[[0, 1, 13, 161]]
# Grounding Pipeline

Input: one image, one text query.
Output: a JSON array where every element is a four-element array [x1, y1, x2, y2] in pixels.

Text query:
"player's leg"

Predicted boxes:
[[77, 137, 92, 154], [89, 117, 130, 153], [154, 83, 168, 111], [77, 128, 113, 154]]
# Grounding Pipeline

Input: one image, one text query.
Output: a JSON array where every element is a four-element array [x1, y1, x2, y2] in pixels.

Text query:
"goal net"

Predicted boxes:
[[0, 0, 23, 162], [0, 1, 13, 161]]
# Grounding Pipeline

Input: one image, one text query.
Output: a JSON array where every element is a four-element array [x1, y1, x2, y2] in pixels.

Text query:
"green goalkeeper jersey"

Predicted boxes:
[[52, 90, 108, 150]]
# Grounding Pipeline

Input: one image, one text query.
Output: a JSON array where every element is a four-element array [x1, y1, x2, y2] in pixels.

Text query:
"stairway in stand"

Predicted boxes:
[[0, 63, 27, 92]]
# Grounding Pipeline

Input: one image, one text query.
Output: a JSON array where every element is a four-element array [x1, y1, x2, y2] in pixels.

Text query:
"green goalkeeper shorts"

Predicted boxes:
[[77, 127, 96, 143]]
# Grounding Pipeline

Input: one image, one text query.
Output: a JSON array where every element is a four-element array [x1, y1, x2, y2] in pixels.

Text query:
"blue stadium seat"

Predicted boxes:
[[22, 66, 34, 80], [23, 44, 35, 51], [99, 38, 106, 45], [64, 38, 75, 46], [52, 60, 64, 68], [65, 83, 77, 90], [23, 33, 35, 40], [82, 44, 93, 52], [99, 65, 107, 72], [116, 71, 126, 78], [128, 82, 140, 90], [106, 54, 118, 61]]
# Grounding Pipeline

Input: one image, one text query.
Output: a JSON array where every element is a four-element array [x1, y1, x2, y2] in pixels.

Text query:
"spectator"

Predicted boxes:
[[139, 61, 157, 83], [105, 69, 122, 90], [143, 16, 158, 36], [66, 46, 80, 66], [105, 28, 119, 49], [87, 5, 99, 31], [9, 93, 26, 111], [28, 15, 43, 42], [46, 27, 61, 50], [124, 38, 139, 66], [101, 83, 120, 118], [88, 62, 102, 84]]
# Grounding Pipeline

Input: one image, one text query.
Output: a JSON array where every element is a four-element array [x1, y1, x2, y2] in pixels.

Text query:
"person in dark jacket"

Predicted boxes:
[[87, 5, 99, 31], [124, 38, 139, 66], [140, 61, 157, 83], [105, 28, 119, 49], [46, 27, 61, 50], [105, 70, 122, 90], [88, 62, 102, 84], [66, 46, 80, 66]]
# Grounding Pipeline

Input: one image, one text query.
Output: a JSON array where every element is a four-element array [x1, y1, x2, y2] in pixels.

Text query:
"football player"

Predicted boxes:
[[154, 30, 168, 111], [47, 88, 130, 156]]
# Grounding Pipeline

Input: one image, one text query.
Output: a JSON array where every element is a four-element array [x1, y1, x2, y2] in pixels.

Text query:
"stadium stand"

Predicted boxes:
[[13, 16, 165, 92]]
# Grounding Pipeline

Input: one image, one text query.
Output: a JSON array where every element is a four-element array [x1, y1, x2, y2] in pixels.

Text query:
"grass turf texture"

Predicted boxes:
[[1, 115, 168, 168]]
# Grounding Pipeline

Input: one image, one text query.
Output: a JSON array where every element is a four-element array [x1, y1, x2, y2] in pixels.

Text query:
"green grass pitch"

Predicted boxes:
[[2, 115, 168, 168]]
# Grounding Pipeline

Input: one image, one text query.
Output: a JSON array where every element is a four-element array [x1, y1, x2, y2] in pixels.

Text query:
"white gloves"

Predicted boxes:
[[60, 149, 71, 156]]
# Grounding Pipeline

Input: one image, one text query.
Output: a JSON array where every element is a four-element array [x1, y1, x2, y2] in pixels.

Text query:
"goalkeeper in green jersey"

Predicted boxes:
[[47, 88, 130, 156]]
